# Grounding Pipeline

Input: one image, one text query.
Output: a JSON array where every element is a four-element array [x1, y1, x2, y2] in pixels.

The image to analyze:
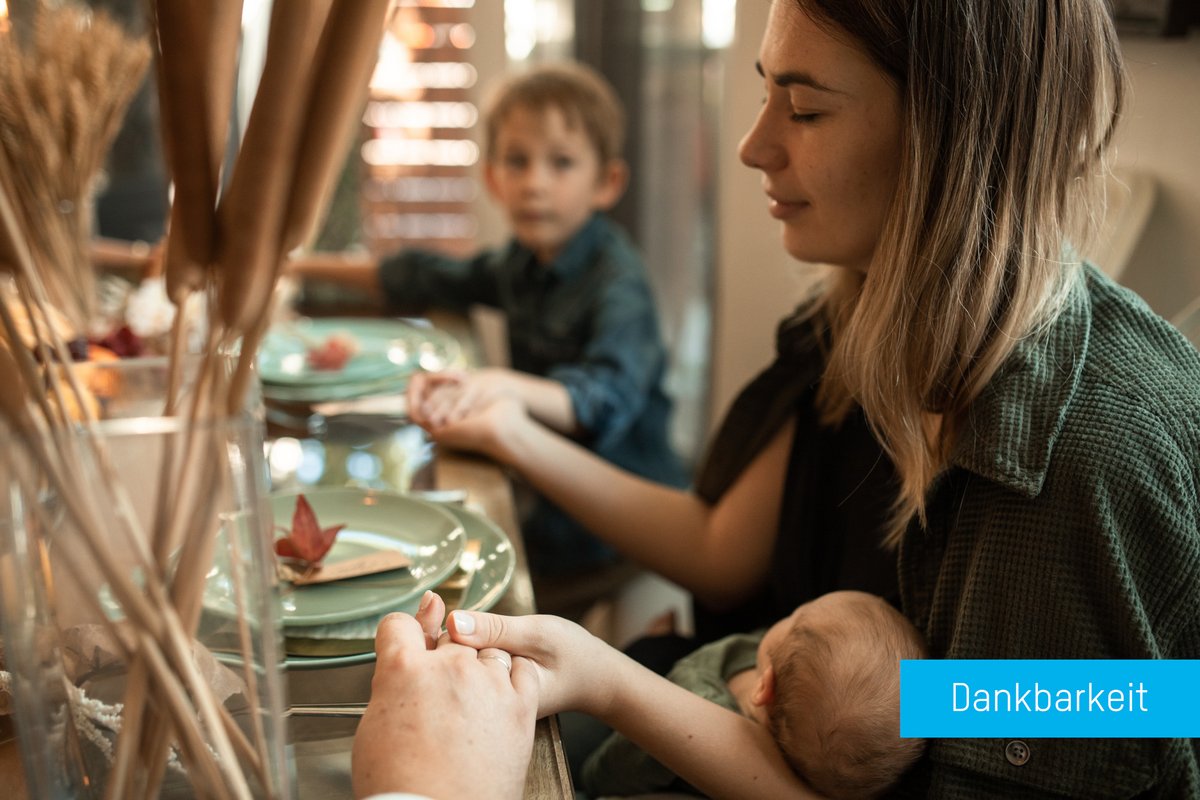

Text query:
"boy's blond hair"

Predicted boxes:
[[767, 593, 927, 799], [482, 61, 625, 166]]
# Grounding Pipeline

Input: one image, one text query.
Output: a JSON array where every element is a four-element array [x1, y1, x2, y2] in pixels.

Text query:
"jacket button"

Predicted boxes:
[[1005, 740, 1031, 766]]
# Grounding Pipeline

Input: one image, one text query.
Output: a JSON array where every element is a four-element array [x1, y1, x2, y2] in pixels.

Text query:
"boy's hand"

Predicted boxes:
[[424, 393, 533, 463], [406, 368, 467, 427], [446, 609, 621, 719], [410, 367, 522, 428]]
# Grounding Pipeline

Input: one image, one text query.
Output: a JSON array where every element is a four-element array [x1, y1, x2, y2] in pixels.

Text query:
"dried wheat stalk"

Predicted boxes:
[[0, 1, 394, 796], [0, 4, 150, 333]]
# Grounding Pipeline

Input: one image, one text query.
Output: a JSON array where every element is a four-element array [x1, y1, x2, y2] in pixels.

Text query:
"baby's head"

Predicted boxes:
[[754, 591, 926, 799], [480, 62, 628, 264]]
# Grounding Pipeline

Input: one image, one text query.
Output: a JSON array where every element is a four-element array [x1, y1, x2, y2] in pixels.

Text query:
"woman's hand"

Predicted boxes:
[[446, 609, 621, 719], [351, 609, 538, 800]]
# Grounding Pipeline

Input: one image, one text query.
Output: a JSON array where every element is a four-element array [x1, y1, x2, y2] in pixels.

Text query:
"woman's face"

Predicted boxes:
[[739, 1, 903, 273]]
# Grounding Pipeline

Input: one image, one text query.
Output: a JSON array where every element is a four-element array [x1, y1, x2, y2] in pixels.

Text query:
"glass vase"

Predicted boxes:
[[0, 356, 292, 799]]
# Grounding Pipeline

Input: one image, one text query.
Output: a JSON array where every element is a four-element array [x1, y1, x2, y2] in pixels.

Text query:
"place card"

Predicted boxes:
[[280, 550, 412, 585]]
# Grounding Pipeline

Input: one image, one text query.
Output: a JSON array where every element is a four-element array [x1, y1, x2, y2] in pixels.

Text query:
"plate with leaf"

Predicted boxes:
[[263, 488, 465, 627]]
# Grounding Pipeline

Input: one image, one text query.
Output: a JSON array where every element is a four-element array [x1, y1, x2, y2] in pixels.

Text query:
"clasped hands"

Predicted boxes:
[[351, 591, 611, 800], [407, 367, 528, 432]]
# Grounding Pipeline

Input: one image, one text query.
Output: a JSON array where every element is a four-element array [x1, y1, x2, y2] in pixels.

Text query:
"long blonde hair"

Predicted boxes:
[[796, 0, 1125, 542]]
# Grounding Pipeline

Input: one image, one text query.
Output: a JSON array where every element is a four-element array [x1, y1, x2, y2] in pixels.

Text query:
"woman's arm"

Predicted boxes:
[[447, 609, 821, 800], [429, 398, 794, 608]]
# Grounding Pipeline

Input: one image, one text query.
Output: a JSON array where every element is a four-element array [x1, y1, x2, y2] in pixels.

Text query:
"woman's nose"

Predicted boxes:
[[738, 107, 784, 172]]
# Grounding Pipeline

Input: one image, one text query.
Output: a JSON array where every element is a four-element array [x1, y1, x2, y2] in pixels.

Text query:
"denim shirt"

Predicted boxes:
[[379, 214, 686, 570]]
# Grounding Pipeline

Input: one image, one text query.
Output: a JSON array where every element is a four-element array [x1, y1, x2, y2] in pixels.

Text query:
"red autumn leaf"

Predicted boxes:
[[274, 494, 345, 566]]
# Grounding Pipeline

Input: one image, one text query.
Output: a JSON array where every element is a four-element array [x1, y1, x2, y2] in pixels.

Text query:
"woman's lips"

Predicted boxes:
[[767, 197, 809, 219]]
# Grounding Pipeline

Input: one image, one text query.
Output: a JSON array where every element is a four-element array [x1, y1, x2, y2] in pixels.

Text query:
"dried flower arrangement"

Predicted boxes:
[[0, 4, 150, 333], [0, 1, 394, 797]]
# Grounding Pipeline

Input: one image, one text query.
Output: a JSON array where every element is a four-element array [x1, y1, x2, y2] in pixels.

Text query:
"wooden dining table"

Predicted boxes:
[[0, 314, 574, 799]]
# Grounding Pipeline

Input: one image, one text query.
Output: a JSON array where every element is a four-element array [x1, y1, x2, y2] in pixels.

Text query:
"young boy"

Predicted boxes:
[[300, 62, 686, 577], [582, 591, 927, 798]]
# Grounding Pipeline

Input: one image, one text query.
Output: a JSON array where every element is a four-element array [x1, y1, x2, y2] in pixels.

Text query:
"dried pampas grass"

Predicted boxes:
[[0, 3, 150, 331]]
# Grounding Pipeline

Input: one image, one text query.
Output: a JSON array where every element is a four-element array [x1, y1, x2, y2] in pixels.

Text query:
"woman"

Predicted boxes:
[[361, 0, 1200, 796]]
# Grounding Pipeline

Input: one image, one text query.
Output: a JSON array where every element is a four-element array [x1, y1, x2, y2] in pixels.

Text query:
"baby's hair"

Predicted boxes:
[[481, 61, 625, 166], [768, 593, 927, 799]]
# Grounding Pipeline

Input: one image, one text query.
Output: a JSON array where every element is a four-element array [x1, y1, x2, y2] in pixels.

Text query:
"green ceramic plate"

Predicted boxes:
[[257, 318, 461, 387], [261, 373, 412, 404], [267, 488, 464, 628], [283, 501, 517, 667]]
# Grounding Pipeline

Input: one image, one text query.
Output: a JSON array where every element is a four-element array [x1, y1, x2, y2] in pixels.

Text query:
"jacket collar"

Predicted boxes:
[[509, 213, 607, 283], [949, 269, 1091, 497]]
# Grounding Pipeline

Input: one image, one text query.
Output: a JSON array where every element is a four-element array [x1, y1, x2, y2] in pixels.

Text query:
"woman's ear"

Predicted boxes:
[[592, 158, 629, 210], [752, 664, 777, 709]]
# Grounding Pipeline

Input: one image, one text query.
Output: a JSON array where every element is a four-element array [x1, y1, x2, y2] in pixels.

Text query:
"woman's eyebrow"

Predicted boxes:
[[755, 60, 846, 95]]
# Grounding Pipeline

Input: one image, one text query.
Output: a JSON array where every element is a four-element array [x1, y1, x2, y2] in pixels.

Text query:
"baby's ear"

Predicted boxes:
[[593, 158, 628, 210], [752, 664, 777, 709]]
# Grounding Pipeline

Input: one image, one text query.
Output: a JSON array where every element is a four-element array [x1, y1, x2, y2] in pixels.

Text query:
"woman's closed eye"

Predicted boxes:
[[789, 110, 822, 123]]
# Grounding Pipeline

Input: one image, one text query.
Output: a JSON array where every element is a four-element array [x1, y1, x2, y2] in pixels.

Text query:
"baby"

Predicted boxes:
[[583, 591, 927, 798]]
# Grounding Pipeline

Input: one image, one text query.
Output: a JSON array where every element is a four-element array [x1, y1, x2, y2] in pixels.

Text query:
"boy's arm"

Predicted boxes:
[[287, 251, 381, 294], [288, 248, 500, 313], [447, 609, 822, 800]]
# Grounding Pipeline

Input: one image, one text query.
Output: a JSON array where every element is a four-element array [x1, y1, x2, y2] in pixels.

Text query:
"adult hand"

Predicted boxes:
[[351, 611, 539, 800], [446, 609, 620, 719], [413, 589, 445, 649]]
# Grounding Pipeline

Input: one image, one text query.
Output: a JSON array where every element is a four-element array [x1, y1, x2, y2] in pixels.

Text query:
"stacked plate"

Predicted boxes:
[[256, 318, 462, 406], [268, 488, 516, 670]]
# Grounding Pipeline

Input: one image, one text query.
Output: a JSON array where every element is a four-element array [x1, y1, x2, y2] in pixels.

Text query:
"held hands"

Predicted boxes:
[[351, 593, 539, 800], [446, 608, 621, 720], [407, 367, 522, 429], [407, 370, 533, 462]]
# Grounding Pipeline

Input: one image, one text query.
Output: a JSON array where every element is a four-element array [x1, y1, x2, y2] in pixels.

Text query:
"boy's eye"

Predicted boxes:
[[503, 153, 528, 169], [551, 155, 576, 171]]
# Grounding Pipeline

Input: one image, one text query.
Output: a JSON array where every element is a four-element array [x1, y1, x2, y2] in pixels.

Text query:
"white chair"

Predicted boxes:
[[1172, 295, 1200, 349], [1085, 167, 1157, 281]]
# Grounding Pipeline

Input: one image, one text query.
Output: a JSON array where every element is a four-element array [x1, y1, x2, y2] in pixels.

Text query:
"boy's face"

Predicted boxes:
[[485, 105, 625, 265]]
